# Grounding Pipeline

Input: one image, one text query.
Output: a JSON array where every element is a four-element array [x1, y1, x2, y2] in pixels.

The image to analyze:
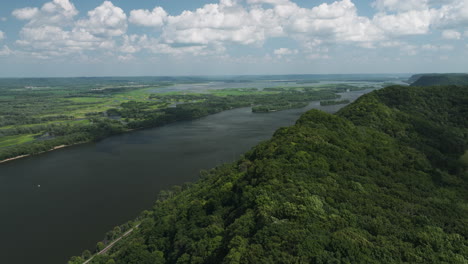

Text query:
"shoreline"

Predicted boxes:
[[0, 154, 30, 164], [0, 144, 76, 164], [0, 89, 374, 165]]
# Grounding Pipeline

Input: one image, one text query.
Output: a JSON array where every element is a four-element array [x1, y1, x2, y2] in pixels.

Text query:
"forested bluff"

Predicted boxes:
[[69, 84, 467, 264]]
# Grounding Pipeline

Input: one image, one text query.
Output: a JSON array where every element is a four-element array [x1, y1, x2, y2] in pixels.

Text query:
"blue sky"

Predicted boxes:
[[0, 0, 467, 77]]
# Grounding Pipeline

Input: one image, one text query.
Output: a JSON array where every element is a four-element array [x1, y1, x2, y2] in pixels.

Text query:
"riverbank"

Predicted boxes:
[[0, 154, 30, 164], [0, 88, 372, 165], [0, 144, 75, 164]]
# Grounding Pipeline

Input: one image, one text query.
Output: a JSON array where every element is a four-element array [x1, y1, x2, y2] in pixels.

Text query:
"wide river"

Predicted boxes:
[[0, 89, 372, 264]]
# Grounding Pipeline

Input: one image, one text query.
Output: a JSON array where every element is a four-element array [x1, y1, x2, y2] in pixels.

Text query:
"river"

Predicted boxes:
[[0, 89, 371, 264]]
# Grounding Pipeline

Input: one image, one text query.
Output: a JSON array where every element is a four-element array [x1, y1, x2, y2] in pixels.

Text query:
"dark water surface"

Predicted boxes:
[[0, 90, 371, 264]]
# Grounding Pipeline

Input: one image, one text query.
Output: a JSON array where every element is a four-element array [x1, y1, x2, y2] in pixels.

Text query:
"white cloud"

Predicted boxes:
[[13, 0, 127, 59], [16, 25, 101, 55], [42, 0, 77, 18], [12, 0, 78, 27], [435, 0, 468, 28], [160, 1, 272, 45], [129, 7, 167, 27], [120, 34, 148, 53], [12, 0, 80, 58], [274, 48, 298, 56], [373, 10, 435, 36], [442, 29, 461, 39], [0, 31, 4, 41], [422, 44, 454, 51], [8, 0, 468, 61], [121, 0, 468, 58], [0, 45, 12, 56], [76, 1, 127, 37], [12, 7, 39, 20], [117, 54, 135, 61], [150, 0, 386, 52]]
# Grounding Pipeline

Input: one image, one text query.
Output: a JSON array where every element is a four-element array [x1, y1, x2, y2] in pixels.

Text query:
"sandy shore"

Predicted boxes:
[[0, 154, 30, 164], [0, 144, 74, 164]]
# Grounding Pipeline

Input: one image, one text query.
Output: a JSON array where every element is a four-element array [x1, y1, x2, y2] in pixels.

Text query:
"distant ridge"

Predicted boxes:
[[410, 73, 468, 86]]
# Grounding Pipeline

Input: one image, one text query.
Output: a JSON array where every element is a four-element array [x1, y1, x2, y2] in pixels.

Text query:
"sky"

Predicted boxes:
[[0, 0, 467, 77]]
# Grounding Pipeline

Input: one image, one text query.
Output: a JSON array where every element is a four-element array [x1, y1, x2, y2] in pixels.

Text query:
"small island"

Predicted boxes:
[[320, 99, 350, 106], [252, 102, 308, 113]]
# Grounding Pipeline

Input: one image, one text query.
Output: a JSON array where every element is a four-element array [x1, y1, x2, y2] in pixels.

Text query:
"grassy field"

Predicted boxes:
[[0, 134, 39, 148]]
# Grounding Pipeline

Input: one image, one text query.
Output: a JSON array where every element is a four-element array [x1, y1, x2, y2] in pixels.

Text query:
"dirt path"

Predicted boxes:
[[83, 225, 140, 264]]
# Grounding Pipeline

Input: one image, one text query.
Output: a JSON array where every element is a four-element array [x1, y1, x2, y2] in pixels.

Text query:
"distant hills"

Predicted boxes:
[[409, 73, 468, 86], [69, 84, 468, 264]]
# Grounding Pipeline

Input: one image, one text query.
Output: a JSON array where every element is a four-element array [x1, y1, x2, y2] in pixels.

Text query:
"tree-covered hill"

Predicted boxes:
[[410, 73, 468, 87], [70, 85, 468, 264]]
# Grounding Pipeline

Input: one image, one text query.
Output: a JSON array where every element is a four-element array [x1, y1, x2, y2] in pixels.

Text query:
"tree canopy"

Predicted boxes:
[[70, 85, 467, 264]]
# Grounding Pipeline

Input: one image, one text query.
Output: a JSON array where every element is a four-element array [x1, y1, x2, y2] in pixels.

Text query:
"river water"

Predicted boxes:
[[0, 89, 371, 264]]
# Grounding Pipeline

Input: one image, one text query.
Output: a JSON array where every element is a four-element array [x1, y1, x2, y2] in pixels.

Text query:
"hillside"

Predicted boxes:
[[410, 73, 468, 86], [70, 85, 468, 264]]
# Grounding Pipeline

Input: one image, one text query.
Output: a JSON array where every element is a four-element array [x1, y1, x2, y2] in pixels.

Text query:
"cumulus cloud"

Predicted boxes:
[[129, 7, 167, 27], [139, 0, 468, 57], [373, 10, 435, 35], [138, 0, 388, 57], [9, 0, 468, 60], [13, 0, 78, 27], [12, 0, 127, 59], [120, 34, 148, 53], [16, 25, 103, 55], [160, 1, 275, 45], [442, 29, 461, 39], [435, 0, 468, 28], [76, 1, 127, 37], [12, 7, 39, 20]]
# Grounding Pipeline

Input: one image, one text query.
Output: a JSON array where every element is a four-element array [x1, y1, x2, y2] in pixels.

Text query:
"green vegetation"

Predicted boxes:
[[69, 85, 468, 264], [410, 73, 468, 86], [262, 84, 366, 93], [320, 99, 350, 106], [252, 102, 308, 113], [0, 134, 39, 148], [0, 79, 344, 161]]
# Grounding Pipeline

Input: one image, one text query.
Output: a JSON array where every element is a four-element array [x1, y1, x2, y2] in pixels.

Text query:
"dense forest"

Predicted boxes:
[[410, 73, 468, 87], [69, 84, 468, 264]]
